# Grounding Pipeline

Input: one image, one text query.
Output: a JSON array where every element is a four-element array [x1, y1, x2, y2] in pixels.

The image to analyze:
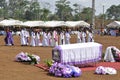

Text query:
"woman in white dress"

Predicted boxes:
[[65, 31, 71, 44], [30, 30, 36, 46], [59, 31, 65, 45], [87, 30, 94, 42], [35, 30, 42, 46], [77, 30, 82, 43], [20, 28, 29, 46], [42, 31, 48, 46], [52, 30, 58, 47], [81, 31, 86, 43], [47, 31, 52, 46]]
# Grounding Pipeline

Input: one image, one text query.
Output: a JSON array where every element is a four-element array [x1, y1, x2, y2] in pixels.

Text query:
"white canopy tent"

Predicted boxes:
[[65, 21, 79, 27], [20, 21, 45, 27], [76, 21, 90, 27], [65, 21, 90, 28], [107, 21, 120, 28], [44, 21, 90, 28], [0, 19, 23, 26], [44, 21, 70, 28]]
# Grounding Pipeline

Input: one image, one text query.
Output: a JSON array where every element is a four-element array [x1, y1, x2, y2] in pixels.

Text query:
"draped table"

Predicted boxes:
[[52, 42, 102, 65]]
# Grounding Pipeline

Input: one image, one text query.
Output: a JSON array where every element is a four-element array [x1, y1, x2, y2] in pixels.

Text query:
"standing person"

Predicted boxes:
[[59, 31, 65, 45], [65, 30, 71, 44], [42, 30, 48, 46], [25, 29, 30, 45], [81, 30, 87, 43], [87, 30, 94, 42], [30, 29, 36, 46], [35, 30, 42, 46], [47, 31, 52, 46], [4, 28, 14, 46], [77, 30, 82, 43], [20, 28, 29, 46], [52, 29, 58, 46]]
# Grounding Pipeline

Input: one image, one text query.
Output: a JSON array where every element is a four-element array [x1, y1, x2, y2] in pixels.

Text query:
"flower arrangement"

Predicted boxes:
[[95, 66, 117, 75], [44, 59, 53, 67], [15, 52, 40, 65], [49, 62, 82, 78]]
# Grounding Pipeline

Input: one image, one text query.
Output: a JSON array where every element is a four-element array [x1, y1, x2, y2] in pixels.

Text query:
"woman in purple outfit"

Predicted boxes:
[[4, 28, 14, 46]]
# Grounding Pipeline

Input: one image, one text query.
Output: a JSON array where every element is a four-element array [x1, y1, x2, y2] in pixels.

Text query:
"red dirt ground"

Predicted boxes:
[[0, 34, 120, 80]]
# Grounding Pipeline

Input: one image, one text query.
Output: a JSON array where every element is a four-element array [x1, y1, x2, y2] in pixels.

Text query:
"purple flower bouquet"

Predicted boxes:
[[49, 62, 82, 78]]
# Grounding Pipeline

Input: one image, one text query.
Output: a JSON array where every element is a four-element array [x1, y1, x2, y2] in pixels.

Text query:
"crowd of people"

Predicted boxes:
[[4, 28, 94, 47]]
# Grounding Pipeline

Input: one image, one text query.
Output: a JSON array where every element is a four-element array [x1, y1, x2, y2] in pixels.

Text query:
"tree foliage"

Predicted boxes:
[[1, 0, 119, 25], [80, 7, 92, 23], [55, 0, 73, 21], [106, 4, 120, 20]]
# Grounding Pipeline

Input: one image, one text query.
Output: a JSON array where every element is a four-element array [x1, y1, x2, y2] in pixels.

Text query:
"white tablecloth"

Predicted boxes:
[[52, 42, 102, 65]]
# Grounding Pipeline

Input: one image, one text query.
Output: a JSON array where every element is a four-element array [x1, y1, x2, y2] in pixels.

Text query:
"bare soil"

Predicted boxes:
[[0, 35, 120, 80]]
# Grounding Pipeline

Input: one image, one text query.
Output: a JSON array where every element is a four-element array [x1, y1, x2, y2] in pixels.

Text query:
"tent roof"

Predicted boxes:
[[44, 21, 67, 27], [66, 21, 90, 27], [0, 19, 22, 26], [107, 21, 120, 28], [20, 21, 45, 27]]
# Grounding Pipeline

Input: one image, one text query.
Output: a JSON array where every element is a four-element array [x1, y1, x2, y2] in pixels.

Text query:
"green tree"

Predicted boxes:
[[55, 0, 73, 21], [8, 0, 30, 20], [106, 5, 120, 20], [73, 3, 82, 21], [38, 2, 51, 21], [0, 0, 8, 19], [80, 7, 92, 23], [24, 0, 42, 20], [40, 8, 51, 21]]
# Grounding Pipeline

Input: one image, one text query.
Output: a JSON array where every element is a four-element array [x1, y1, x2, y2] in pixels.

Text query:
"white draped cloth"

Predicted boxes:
[[104, 46, 120, 62], [52, 42, 102, 65]]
